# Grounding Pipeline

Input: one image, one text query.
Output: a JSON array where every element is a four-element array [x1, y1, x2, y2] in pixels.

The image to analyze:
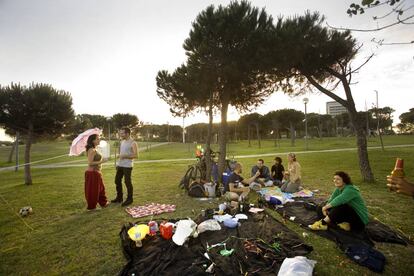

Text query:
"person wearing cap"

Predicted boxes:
[[280, 153, 302, 193], [225, 163, 260, 201], [250, 159, 273, 190], [309, 171, 369, 231]]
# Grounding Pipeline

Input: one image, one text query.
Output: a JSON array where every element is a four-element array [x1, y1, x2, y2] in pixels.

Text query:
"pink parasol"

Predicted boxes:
[[69, 128, 102, 156]]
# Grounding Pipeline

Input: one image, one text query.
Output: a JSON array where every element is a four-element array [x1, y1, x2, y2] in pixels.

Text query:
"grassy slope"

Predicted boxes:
[[1, 136, 414, 275]]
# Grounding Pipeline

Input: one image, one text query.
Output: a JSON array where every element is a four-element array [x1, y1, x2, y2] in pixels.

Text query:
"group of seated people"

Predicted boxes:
[[224, 154, 414, 233], [225, 152, 302, 202]]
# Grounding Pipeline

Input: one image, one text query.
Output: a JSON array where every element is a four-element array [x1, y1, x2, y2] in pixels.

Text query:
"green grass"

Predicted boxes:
[[1, 136, 414, 275]]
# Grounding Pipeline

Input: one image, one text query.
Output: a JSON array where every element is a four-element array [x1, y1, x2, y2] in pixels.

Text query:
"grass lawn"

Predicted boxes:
[[1, 136, 414, 275]]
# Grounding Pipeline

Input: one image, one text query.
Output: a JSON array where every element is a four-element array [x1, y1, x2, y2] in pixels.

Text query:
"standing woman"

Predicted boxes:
[[308, 171, 369, 231], [84, 134, 109, 210], [280, 153, 302, 193]]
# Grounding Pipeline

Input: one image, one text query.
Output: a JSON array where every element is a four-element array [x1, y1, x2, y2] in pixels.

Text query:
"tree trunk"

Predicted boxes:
[[289, 122, 295, 147], [7, 142, 16, 163], [24, 124, 33, 185], [255, 123, 261, 148], [218, 99, 229, 183], [342, 83, 375, 182], [205, 97, 213, 182]]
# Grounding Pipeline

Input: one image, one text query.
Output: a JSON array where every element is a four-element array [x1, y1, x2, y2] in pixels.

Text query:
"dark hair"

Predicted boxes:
[[85, 134, 98, 152], [334, 171, 352, 185], [274, 157, 282, 164], [122, 127, 131, 135], [258, 159, 264, 163]]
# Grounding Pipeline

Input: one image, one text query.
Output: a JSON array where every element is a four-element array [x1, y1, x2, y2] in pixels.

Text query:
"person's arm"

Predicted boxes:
[[243, 171, 260, 185], [87, 149, 105, 166], [120, 142, 138, 160], [387, 176, 414, 197], [251, 166, 257, 178], [328, 187, 359, 207], [229, 182, 248, 193]]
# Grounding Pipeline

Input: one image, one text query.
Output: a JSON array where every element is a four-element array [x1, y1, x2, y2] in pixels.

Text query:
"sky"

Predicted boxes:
[[0, 0, 413, 141]]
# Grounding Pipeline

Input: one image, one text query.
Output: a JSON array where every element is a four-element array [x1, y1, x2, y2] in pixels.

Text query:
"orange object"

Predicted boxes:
[[160, 222, 173, 240]]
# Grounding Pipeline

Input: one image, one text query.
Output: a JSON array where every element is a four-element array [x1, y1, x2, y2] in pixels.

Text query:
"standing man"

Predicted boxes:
[[111, 127, 138, 206]]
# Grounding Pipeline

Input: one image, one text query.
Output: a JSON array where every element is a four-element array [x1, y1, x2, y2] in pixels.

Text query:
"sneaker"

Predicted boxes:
[[111, 198, 123, 203], [337, 222, 351, 231], [308, 219, 328, 231], [121, 199, 133, 206]]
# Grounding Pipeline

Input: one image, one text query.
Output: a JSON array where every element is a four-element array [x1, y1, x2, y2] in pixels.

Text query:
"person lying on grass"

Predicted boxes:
[[225, 162, 260, 202], [308, 171, 369, 231]]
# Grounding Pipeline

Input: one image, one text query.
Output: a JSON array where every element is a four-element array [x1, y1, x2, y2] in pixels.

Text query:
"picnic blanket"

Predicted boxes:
[[272, 197, 409, 272], [125, 203, 176, 218], [119, 212, 313, 275], [258, 187, 313, 201]]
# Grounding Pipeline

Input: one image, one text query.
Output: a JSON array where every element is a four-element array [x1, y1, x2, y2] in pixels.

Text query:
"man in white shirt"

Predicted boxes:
[[111, 127, 138, 206]]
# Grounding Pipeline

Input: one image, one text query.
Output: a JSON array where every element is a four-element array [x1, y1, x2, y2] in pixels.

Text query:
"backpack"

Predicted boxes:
[[188, 181, 208, 197], [344, 244, 386, 273], [179, 165, 202, 191]]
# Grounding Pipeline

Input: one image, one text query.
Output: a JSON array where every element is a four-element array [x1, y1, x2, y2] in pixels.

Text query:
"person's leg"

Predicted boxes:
[[122, 167, 133, 206], [283, 180, 300, 193], [328, 204, 365, 231], [97, 172, 109, 207], [85, 171, 99, 210], [240, 187, 250, 201], [249, 181, 261, 191], [225, 192, 239, 201], [112, 167, 124, 202]]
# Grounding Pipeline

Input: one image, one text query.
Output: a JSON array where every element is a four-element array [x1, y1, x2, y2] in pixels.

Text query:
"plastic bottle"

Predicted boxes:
[[148, 221, 159, 236], [391, 158, 405, 178], [390, 158, 405, 191]]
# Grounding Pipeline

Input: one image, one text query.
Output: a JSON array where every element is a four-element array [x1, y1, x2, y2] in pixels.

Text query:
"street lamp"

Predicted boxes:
[[303, 97, 309, 150], [374, 90, 385, 151]]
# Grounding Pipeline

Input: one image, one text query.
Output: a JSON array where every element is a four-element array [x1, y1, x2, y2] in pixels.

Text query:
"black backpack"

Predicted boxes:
[[179, 165, 202, 191], [188, 181, 207, 197]]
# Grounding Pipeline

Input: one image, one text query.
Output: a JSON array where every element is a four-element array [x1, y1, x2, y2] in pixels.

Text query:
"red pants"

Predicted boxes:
[[84, 170, 108, 210]]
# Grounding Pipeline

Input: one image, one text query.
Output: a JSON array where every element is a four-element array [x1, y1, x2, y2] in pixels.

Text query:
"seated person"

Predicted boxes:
[[271, 156, 285, 187], [308, 171, 369, 232], [280, 153, 302, 193], [225, 163, 260, 201], [250, 159, 273, 190]]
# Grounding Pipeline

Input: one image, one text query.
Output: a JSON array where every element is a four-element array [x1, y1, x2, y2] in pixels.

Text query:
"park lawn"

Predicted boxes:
[[0, 139, 414, 275]]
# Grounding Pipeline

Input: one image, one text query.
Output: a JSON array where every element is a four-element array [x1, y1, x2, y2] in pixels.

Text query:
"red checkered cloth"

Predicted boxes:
[[125, 203, 176, 218]]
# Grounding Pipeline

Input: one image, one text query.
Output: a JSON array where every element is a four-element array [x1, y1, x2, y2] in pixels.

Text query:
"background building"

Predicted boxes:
[[326, 101, 347, 116]]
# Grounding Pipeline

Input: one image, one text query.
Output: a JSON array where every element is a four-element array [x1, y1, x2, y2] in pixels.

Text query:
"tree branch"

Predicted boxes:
[[305, 75, 348, 108], [326, 13, 414, 32]]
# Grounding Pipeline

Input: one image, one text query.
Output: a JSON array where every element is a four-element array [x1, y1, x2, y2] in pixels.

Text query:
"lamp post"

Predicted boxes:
[[303, 97, 309, 150], [374, 90, 385, 151], [182, 116, 186, 144]]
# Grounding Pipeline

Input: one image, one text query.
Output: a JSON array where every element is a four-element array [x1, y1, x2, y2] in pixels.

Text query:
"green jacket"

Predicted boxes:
[[328, 184, 369, 225]]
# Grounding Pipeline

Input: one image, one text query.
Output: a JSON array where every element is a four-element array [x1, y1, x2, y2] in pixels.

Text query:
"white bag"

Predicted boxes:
[[277, 256, 316, 276], [203, 182, 217, 197]]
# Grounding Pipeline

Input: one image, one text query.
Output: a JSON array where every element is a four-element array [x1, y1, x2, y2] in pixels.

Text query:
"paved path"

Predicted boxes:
[[0, 142, 170, 171], [1, 143, 413, 172]]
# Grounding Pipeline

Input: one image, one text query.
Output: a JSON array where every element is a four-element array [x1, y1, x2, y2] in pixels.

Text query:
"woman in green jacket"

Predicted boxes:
[[309, 171, 369, 231]]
